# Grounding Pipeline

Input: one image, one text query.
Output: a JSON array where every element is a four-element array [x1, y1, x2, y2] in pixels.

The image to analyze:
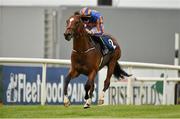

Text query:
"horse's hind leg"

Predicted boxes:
[[98, 60, 116, 105], [84, 70, 96, 109], [63, 69, 79, 107]]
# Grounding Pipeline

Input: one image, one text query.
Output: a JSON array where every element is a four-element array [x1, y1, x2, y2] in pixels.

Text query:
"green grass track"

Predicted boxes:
[[1, 105, 180, 118]]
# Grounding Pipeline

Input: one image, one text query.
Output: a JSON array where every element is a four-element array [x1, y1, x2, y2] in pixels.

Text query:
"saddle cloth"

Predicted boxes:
[[91, 35, 116, 51]]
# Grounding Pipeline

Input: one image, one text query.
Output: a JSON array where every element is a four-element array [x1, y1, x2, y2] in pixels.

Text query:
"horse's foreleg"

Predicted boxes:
[[98, 61, 116, 105], [63, 69, 79, 107], [84, 80, 91, 109], [84, 80, 91, 100], [84, 71, 96, 109], [64, 74, 71, 96], [63, 74, 71, 107]]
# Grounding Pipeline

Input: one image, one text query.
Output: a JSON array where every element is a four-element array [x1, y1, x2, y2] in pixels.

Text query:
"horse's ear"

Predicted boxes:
[[74, 11, 80, 15]]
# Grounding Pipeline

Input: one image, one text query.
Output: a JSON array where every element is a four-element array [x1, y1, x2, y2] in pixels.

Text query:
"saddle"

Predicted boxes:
[[91, 35, 116, 55]]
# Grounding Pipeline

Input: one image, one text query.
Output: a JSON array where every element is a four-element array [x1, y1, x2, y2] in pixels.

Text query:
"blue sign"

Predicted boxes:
[[2, 66, 98, 105]]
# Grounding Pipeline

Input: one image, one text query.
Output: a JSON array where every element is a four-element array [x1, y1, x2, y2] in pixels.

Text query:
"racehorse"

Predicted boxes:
[[63, 14, 131, 108]]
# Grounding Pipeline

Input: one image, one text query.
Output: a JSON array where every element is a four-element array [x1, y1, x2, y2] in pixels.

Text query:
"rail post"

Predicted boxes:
[[162, 69, 168, 105], [41, 63, 47, 105], [127, 67, 133, 105], [139, 81, 144, 105]]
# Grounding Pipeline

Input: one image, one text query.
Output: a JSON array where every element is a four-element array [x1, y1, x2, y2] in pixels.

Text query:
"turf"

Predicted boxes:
[[1, 105, 180, 118]]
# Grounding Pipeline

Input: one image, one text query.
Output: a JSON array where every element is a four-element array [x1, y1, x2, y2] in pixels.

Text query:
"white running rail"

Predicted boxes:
[[0, 57, 71, 105], [0, 57, 180, 105]]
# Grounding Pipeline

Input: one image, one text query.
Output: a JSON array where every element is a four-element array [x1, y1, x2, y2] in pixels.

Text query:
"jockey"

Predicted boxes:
[[79, 7, 109, 55]]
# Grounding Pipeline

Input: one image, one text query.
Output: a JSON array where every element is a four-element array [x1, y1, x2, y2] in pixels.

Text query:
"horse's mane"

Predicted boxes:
[[71, 15, 87, 36]]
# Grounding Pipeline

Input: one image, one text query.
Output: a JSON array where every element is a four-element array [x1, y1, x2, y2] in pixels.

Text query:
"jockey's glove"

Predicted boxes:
[[85, 28, 93, 35]]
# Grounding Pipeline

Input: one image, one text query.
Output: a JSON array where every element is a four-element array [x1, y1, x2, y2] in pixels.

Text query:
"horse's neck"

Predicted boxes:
[[73, 28, 92, 51]]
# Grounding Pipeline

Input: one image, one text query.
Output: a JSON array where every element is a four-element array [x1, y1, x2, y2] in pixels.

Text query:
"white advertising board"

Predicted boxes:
[[99, 67, 178, 105]]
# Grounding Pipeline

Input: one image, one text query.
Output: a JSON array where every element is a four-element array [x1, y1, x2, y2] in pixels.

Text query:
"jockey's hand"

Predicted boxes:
[[83, 23, 87, 28], [85, 29, 93, 35]]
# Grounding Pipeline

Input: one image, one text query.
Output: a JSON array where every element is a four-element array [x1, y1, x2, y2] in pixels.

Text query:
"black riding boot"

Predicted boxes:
[[102, 45, 109, 55], [99, 37, 109, 55], [91, 36, 109, 55]]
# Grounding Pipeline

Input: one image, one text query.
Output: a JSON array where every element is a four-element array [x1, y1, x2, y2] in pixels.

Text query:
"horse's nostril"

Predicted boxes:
[[64, 33, 71, 36], [64, 32, 72, 41]]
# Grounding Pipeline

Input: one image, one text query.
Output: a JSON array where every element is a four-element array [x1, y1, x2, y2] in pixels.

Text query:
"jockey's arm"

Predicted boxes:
[[93, 19, 104, 36]]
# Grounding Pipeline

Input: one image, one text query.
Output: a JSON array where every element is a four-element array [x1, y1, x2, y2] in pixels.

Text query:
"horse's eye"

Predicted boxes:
[[75, 22, 78, 25], [66, 20, 68, 24], [75, 20, 80, 25], [66, 20, 69, 26]]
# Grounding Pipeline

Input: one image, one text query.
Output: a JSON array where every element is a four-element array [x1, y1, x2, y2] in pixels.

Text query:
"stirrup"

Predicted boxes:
[[102, 48, 109, 55]]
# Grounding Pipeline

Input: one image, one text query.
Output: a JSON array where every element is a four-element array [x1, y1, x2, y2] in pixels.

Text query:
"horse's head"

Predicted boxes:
[[64, 15, 83, 41]]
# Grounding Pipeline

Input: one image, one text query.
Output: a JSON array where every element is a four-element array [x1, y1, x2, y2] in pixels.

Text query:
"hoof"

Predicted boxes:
[[98, 100, 104, 105], [64, 101, 70, 107], [84, 103, 90, 109], [64, 95, 70, 107]]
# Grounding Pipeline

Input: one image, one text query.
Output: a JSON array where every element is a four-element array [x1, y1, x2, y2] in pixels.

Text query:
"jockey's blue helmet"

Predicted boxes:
[[80, 7, 92, 17]]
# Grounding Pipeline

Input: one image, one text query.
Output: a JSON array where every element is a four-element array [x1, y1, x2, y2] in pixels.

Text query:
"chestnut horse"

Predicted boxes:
[[63, 14, 130, 108]]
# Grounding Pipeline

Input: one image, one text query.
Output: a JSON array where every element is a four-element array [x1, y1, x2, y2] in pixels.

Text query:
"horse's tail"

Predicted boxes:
[[113, 62, 132, 79]]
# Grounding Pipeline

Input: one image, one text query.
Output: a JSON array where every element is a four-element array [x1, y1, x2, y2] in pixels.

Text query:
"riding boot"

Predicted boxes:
[[102, 45, 109, 55]]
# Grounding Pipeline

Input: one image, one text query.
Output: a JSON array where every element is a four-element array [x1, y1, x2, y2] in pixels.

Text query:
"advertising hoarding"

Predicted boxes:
[[99, 67, 178, 105], [2, 66, 98, 105]]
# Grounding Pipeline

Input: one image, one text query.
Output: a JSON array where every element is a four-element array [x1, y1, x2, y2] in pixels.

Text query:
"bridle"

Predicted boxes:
[[66, 16, 96, 54]]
